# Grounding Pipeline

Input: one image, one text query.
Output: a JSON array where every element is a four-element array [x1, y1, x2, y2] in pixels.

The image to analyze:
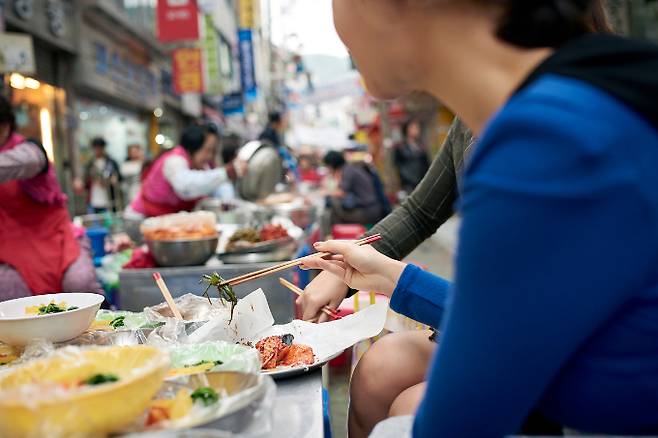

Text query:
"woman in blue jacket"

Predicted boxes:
[[303, 0, 658, 436]]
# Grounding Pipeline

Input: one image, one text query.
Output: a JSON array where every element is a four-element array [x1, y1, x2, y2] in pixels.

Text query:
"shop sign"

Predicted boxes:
[[202, 14, 222, 95], [238, 29, 257, 101], [91, 39, 159, 106], [0, 32, 35, 74], [238, 0, 254, 29], [172, 47, 203, 94], [222, 91, 244, 115], [157, 0, 199, 43]]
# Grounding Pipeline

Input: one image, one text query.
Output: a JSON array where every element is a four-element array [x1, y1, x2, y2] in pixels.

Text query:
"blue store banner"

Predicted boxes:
[[238, 29, 257, 102], [222, 92, 244, 115]]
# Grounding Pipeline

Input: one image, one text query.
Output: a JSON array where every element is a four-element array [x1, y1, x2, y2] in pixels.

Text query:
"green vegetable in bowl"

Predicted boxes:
[[200, 272, 238, 324], [185, 360, 223, 368], [83, 374, 119, 386], [37, 303, 67, 315], [190, 387, 219, 406], [109, 316, 126, 329]]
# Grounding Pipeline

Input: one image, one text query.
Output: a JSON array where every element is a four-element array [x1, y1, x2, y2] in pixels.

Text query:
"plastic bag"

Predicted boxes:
[[144, 294, 232, 323], [168, 342, 261, 375], [120, 375, 276, 438], [0, 345, 170, 438]]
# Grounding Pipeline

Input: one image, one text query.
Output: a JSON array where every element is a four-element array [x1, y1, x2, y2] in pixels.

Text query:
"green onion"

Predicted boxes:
[[83, 374, 119, 385], [190, 387, 219, 406]]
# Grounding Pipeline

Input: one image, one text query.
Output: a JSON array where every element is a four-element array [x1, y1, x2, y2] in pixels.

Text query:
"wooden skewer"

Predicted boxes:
[[278, 277, 342, 320], [219, 234, 382, 288], [153, 272, 184, 321]]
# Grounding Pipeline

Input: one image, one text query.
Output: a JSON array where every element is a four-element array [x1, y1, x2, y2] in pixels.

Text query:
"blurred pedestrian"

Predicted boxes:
[[120, 143, 144, 204], [259, 111, 299, 181], [394, 119, 430, 193], [324, 150, 390, 226], [83, 137, 122, 213], [0, 95, 101, 301]]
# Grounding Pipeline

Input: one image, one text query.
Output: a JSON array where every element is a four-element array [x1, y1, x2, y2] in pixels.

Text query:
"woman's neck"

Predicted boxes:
[[419, 12, 553, 135]]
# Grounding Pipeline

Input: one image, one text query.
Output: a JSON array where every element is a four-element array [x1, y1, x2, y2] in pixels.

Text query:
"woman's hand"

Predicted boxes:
[[297, 271, 350, 323], [301, 240, 407, 296]]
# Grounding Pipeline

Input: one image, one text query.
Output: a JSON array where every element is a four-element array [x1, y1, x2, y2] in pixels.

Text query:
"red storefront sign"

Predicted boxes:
[[157, 0, 200, 43], [172, 48, 204, 94]]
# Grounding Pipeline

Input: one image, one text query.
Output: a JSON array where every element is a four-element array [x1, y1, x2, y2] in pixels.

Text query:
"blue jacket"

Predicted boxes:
[[391, 35, 658, 436]]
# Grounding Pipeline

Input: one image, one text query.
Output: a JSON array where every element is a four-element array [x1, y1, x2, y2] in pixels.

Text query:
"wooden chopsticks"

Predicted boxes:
[[278, 277, 342, 321], [152, 272, 184, 321], [219, 234, 382, 288]]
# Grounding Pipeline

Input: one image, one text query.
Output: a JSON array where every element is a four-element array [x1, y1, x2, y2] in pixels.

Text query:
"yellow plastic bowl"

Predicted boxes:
[[0, 345, 170, 438]]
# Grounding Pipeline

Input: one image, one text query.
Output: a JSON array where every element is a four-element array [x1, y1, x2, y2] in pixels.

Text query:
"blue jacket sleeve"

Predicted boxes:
[[412, 88, 657, 437], [389, 264, 451, 329]]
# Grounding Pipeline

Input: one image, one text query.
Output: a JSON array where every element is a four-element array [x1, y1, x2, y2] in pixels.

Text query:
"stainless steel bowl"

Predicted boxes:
[[146, 236, 219, 267]]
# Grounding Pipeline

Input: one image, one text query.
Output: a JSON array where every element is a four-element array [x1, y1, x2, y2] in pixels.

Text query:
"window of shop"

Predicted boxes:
[[77, 99, 148, 164], [6, 72, 66, 166]]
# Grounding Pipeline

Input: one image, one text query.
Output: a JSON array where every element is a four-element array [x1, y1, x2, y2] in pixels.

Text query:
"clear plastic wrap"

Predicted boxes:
[[144, 294, 232, 323], [168, 342, 261, 375], [0, 345, 170, 438], [94, 309, 155, 331], [120, 375, 276, 438]]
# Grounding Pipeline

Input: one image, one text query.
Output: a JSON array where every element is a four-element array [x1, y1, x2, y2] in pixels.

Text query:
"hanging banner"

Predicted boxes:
[[172, 48, 203, 94], [202, 14, 222, 95], [238, 0, 254, 29], [238, 29, 257, 101], [157, 0, 199, 43], [222, 92, 244, 115]]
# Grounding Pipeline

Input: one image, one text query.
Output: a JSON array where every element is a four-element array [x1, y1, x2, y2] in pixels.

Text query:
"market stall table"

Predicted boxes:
[[270, 370, 325, 438], [119, 263, 297, 324]]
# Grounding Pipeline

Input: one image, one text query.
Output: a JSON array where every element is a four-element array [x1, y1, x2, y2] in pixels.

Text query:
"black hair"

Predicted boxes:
[[221, 132, 242, 163], [268, 112, 282, 125], [324, 150, 347, 170], [0, 95, 16, 134], [91, 137, 107, 148], [492, 0, 594, 48], [402, 119, 420, 138], [180, 124, 218, 155]]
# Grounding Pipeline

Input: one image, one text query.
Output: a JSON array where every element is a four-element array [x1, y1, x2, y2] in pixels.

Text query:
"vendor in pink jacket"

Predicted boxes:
[[0, 96, 100, 301], [128, 124, 241, 218]]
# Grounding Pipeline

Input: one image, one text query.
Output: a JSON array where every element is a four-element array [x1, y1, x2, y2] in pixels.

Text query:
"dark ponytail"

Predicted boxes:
[[494, 0, 594, 48]]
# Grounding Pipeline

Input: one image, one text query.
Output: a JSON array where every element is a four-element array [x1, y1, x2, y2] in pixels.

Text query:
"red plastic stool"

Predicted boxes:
[[331, 224, 367, 240]]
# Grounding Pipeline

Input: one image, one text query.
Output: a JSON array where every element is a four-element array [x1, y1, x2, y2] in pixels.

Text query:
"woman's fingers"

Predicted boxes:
[[313, 240, 359, 255]]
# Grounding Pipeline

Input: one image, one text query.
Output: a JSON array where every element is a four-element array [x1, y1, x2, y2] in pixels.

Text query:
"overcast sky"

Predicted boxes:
[[269, 0, 348, 58]]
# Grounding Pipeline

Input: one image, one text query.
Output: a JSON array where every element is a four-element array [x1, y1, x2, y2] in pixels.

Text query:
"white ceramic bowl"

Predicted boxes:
[[0, 293, 105, 346]]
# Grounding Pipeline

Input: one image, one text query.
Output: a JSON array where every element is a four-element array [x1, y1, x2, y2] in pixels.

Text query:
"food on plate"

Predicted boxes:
[[146, 388, 194, 426], [201, 272, 238, 324], [190, 387, 219, 406], [145, 386, 219, 427], [141, 211, 217, 241], [110, 315, 126, 329], [25, 301, 78, 315], [225, 227, 260, 251], [225, 223, 291, 252], [0, 344, 18, 366], [259, 223, 289, 241], [82, 373, 119, 386], [255, 334, 315, 370]]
